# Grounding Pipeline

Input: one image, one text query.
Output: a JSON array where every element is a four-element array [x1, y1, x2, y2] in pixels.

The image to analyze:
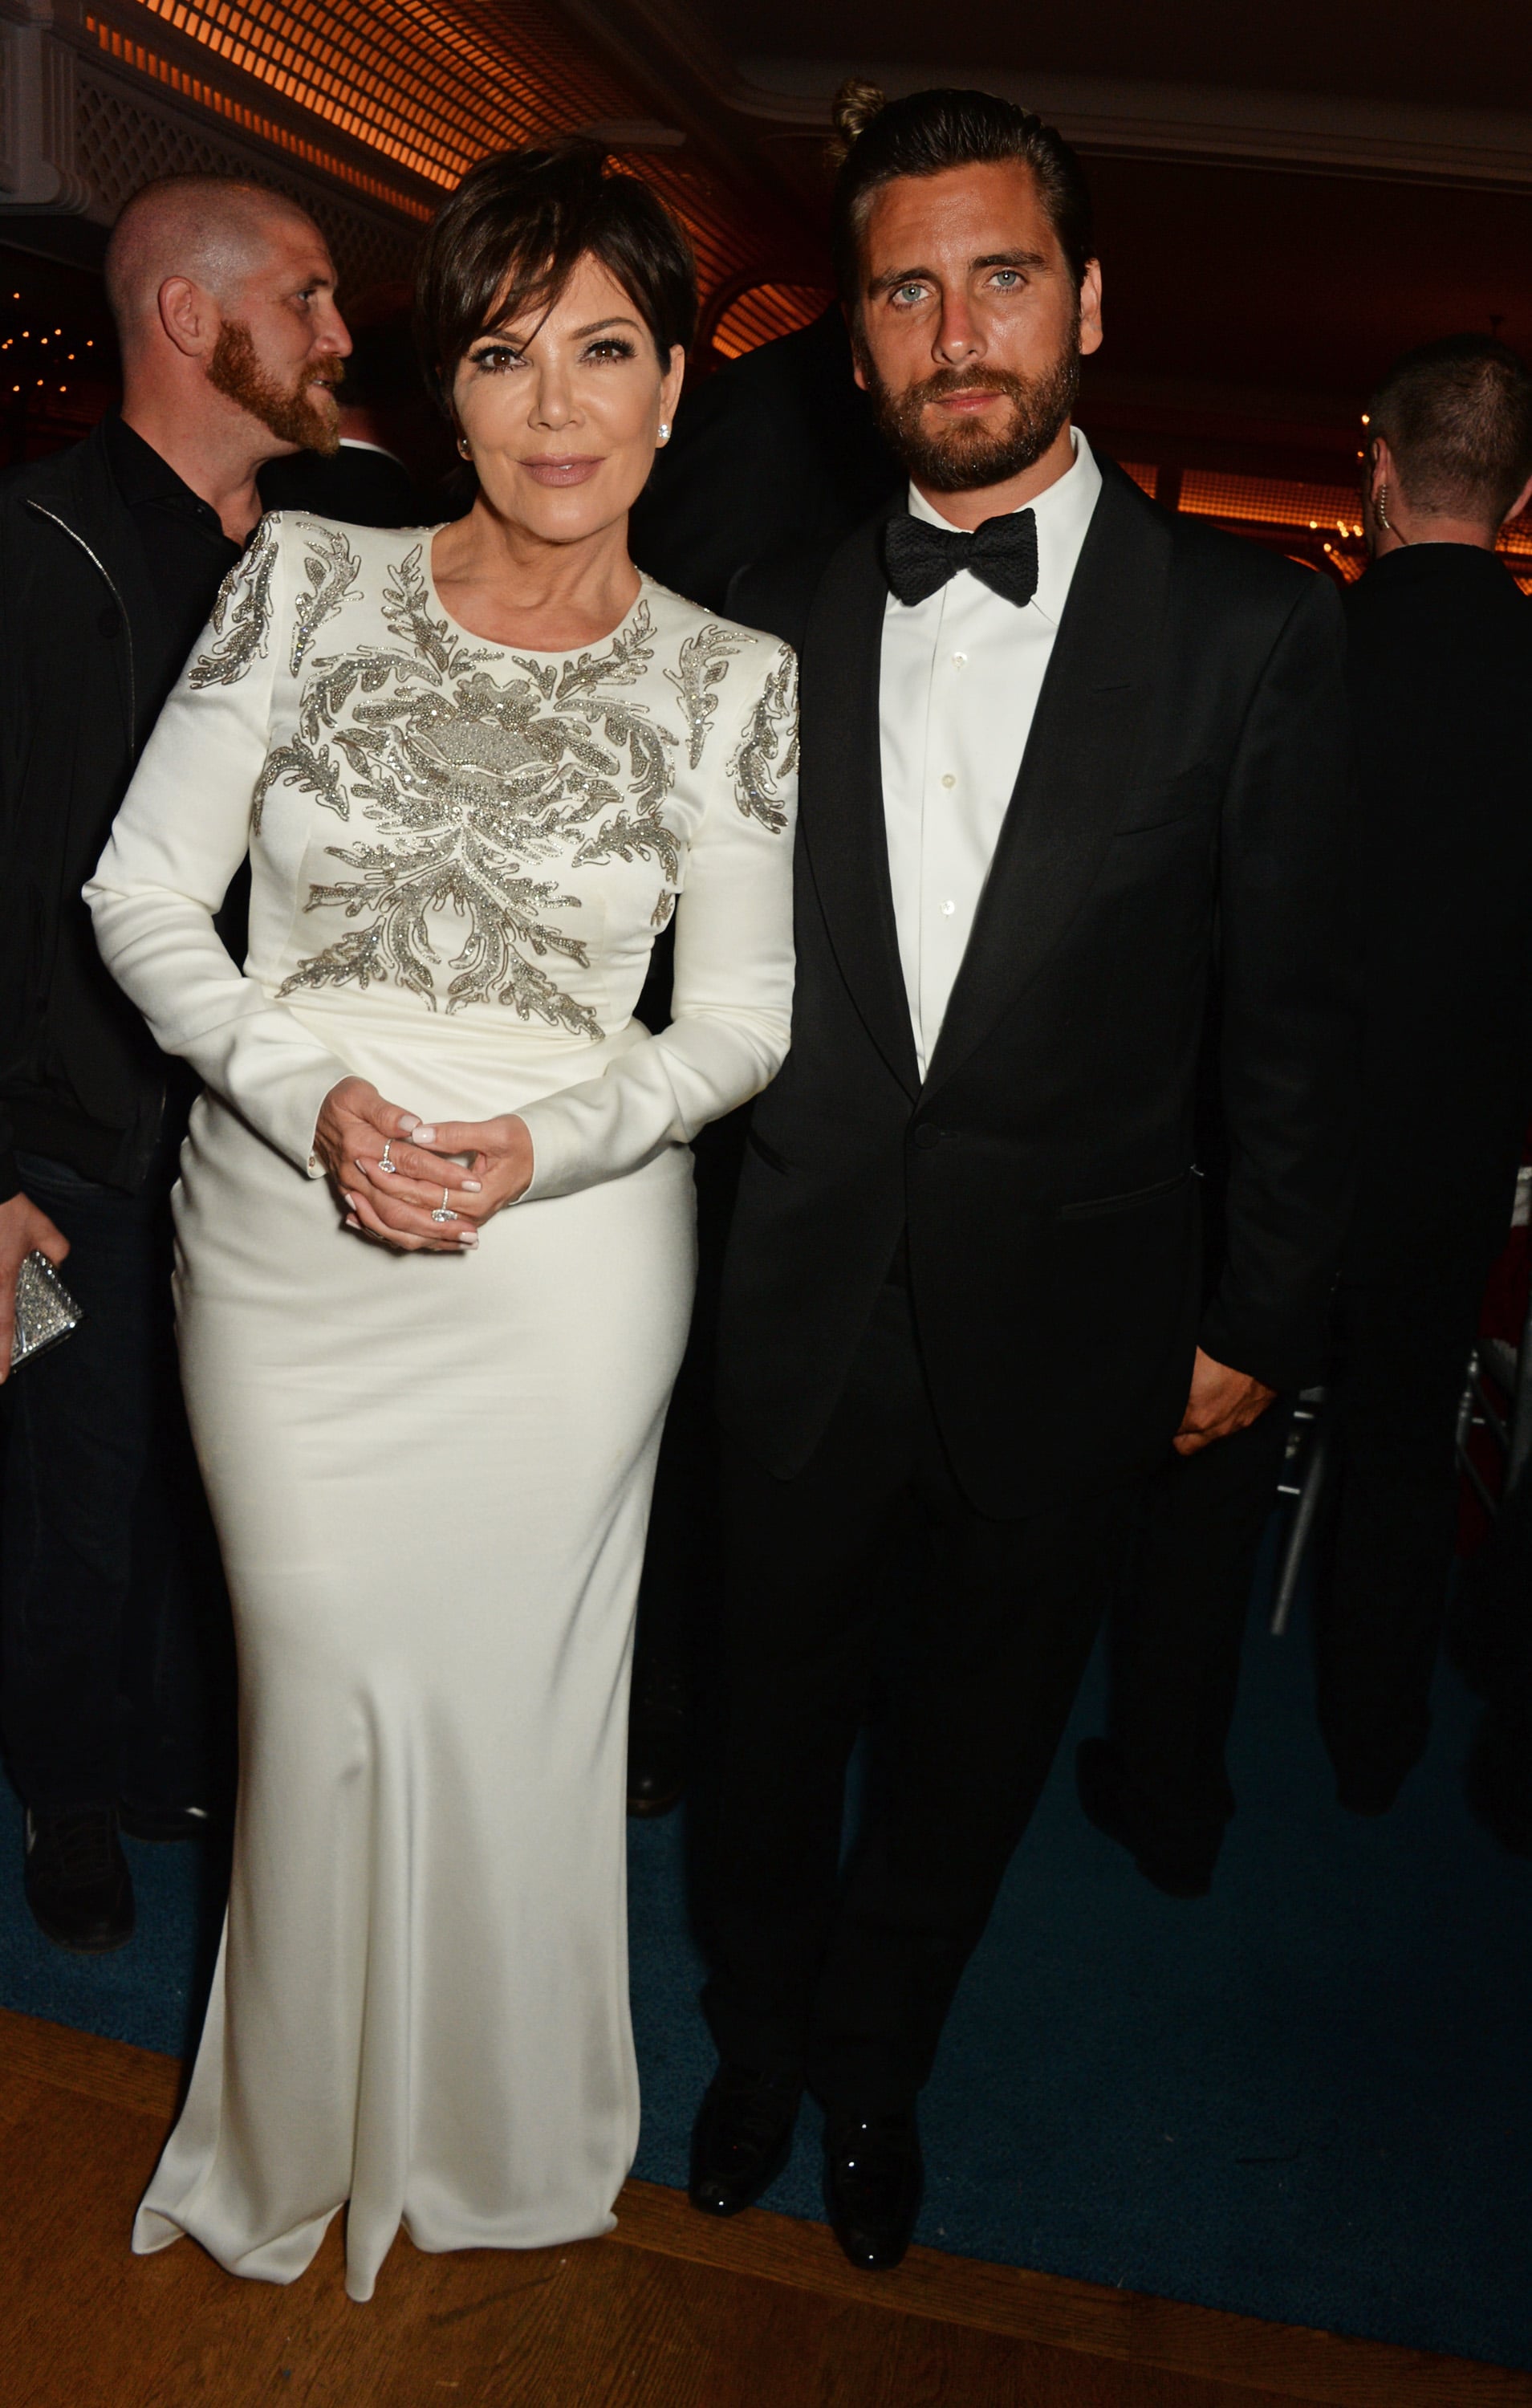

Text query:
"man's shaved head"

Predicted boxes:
[[105, 173, 348, 466], [104, 175, 319, 344]]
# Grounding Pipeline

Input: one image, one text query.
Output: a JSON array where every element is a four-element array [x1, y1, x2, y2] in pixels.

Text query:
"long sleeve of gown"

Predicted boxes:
[[515, 643, 797, 1201], [86, 520, 352, 1175]]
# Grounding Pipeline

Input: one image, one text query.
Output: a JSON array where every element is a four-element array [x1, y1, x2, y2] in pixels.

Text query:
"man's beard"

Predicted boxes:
[[864, 329, 1079, 495], [208, 319, 343, 454]]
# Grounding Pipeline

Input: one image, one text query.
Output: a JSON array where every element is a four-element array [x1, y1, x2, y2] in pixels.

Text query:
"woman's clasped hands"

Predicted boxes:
[[313, 1076, 534, 1254]]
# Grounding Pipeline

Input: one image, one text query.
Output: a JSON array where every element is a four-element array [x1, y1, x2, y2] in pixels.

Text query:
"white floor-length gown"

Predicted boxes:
[[86, 514, 796, 2301]]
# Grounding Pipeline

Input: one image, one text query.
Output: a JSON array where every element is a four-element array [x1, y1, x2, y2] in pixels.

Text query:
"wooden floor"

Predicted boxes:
[[3, 2008, 1527, 2408]]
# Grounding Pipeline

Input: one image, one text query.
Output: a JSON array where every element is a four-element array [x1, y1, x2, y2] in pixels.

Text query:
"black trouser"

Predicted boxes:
[[0, 1151, 230, 1813], [701, 1284, 1135, 2113], [1099, 1401, 1294, 1868], [1315, 1259, 1496, 1796]]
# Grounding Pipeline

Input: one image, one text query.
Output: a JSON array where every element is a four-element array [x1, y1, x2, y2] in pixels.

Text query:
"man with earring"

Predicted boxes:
[[689, 83, 1356, 2270], [1088, 336, 1532, 1875], [0, 174, 349, 1951], [1317, 336, 1532, 1816]]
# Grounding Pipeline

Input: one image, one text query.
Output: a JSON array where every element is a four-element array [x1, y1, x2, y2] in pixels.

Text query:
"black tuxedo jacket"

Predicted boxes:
[[716, 462, 1357, 1516]]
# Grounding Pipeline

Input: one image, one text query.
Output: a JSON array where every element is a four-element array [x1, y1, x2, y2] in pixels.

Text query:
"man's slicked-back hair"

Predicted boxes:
[[416, 140, 697, 409], [104, 174, 320, 344], [828, 82, 1096, 317], [1370, 334, 1532, 527]]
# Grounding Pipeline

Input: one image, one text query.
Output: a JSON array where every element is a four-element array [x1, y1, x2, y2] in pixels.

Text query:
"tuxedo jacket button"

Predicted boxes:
[[911, 1125, 942, 1151]]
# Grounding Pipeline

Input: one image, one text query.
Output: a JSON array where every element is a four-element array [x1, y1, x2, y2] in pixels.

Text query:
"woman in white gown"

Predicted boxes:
[[86, 144, 795, 2301]]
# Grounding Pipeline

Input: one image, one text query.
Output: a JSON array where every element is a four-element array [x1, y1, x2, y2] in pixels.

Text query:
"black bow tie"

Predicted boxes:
[[882, 506, 1039, 609]]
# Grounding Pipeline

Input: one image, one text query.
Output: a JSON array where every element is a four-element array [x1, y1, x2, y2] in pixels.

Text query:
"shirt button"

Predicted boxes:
[[952, 651, 967, 666], [940, 773, 956, 790], [940, 899, 956, 917]]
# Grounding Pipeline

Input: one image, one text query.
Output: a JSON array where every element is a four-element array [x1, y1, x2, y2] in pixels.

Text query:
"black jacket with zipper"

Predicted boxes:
[[0, 421, 196, 1201]]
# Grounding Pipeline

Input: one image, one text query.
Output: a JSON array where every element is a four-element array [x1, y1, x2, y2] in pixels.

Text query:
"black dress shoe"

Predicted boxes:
[[23, 1808, 134, 1954], [823, 2107, 922, 2272], [689, 2064, 801, 2215], [119, 1800, 214, 1844], [1075, 1737, 1215, 1900], [627, 1673, 688, 1819]]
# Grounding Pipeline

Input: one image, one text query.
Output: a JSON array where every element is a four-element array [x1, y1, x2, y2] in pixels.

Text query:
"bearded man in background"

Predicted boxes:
[[0, 175, 348, 1952]]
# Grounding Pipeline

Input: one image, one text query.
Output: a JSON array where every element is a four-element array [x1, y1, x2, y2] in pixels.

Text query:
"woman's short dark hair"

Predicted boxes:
[[417, 140, 697, 408], [828, 83, 1095, 319], [1369, 333, 1532, 526]]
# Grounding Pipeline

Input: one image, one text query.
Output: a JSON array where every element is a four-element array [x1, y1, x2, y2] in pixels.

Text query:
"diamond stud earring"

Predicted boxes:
[[457, 434, 471, 459], [656, 421, 671, 445]]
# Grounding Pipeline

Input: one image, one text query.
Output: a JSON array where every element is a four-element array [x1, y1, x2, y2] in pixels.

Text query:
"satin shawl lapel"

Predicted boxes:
[[921, 467, 1173, 1100], [798, 511, 921, 1099]]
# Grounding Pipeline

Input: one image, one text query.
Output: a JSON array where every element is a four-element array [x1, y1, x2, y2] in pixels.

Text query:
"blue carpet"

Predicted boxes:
[[3, 1536, 1528, 2369]]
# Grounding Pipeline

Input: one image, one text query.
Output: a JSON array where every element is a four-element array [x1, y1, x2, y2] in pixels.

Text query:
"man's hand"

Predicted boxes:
[[0, 1189, 71, 1385], [1173, 1346, 1275, 1457]]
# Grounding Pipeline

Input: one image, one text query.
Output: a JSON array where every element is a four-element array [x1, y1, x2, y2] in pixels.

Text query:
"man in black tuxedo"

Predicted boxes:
[[688, 84, 1355, 2271], [622, 308, 900, 1820]]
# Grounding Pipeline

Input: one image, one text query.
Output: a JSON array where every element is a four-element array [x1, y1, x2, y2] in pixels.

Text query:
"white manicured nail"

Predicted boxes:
[[412, 1125, 437, 1144]]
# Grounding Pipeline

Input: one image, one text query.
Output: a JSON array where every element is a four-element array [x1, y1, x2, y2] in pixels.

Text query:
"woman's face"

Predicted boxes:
[[450, 250, 685, 545]]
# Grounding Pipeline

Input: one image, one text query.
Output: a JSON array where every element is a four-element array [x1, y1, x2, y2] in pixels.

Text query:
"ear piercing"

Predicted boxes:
[[1375, 482, 1394, 531], [457, 434, 472, 458]]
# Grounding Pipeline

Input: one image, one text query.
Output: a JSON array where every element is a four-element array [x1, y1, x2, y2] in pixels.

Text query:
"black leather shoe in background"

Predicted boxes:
[[823, 2106, 923, 2271], [1075, 1736, 1216, 1899], [689, 2063, 802, 2216], [23, 1808, 134, 1953], [626, 1671, 688, 1818]]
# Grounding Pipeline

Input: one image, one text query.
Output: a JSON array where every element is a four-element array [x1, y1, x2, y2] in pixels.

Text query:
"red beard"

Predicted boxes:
[[208, 319, 344, 454]]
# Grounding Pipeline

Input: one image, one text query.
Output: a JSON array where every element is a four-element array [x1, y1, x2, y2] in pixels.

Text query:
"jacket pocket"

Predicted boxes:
[[1057, 1167, 1195, 1222], [1112, 766, 1218, 836], [746, 1127, 791, 1174]]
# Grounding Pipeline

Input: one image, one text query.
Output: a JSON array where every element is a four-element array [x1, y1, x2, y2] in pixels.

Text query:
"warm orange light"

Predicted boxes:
[[1180, 471, 1380, 535], [712, 284, 832, 360], [89, 0, 752, 295]]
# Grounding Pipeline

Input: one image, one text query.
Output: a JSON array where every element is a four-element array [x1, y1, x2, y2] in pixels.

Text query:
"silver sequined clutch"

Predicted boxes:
[[10, 1250, 83, 1371]]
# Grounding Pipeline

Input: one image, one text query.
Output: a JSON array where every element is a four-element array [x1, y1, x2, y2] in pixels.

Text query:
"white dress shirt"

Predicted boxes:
[[880, 425, 1103, 1077]]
